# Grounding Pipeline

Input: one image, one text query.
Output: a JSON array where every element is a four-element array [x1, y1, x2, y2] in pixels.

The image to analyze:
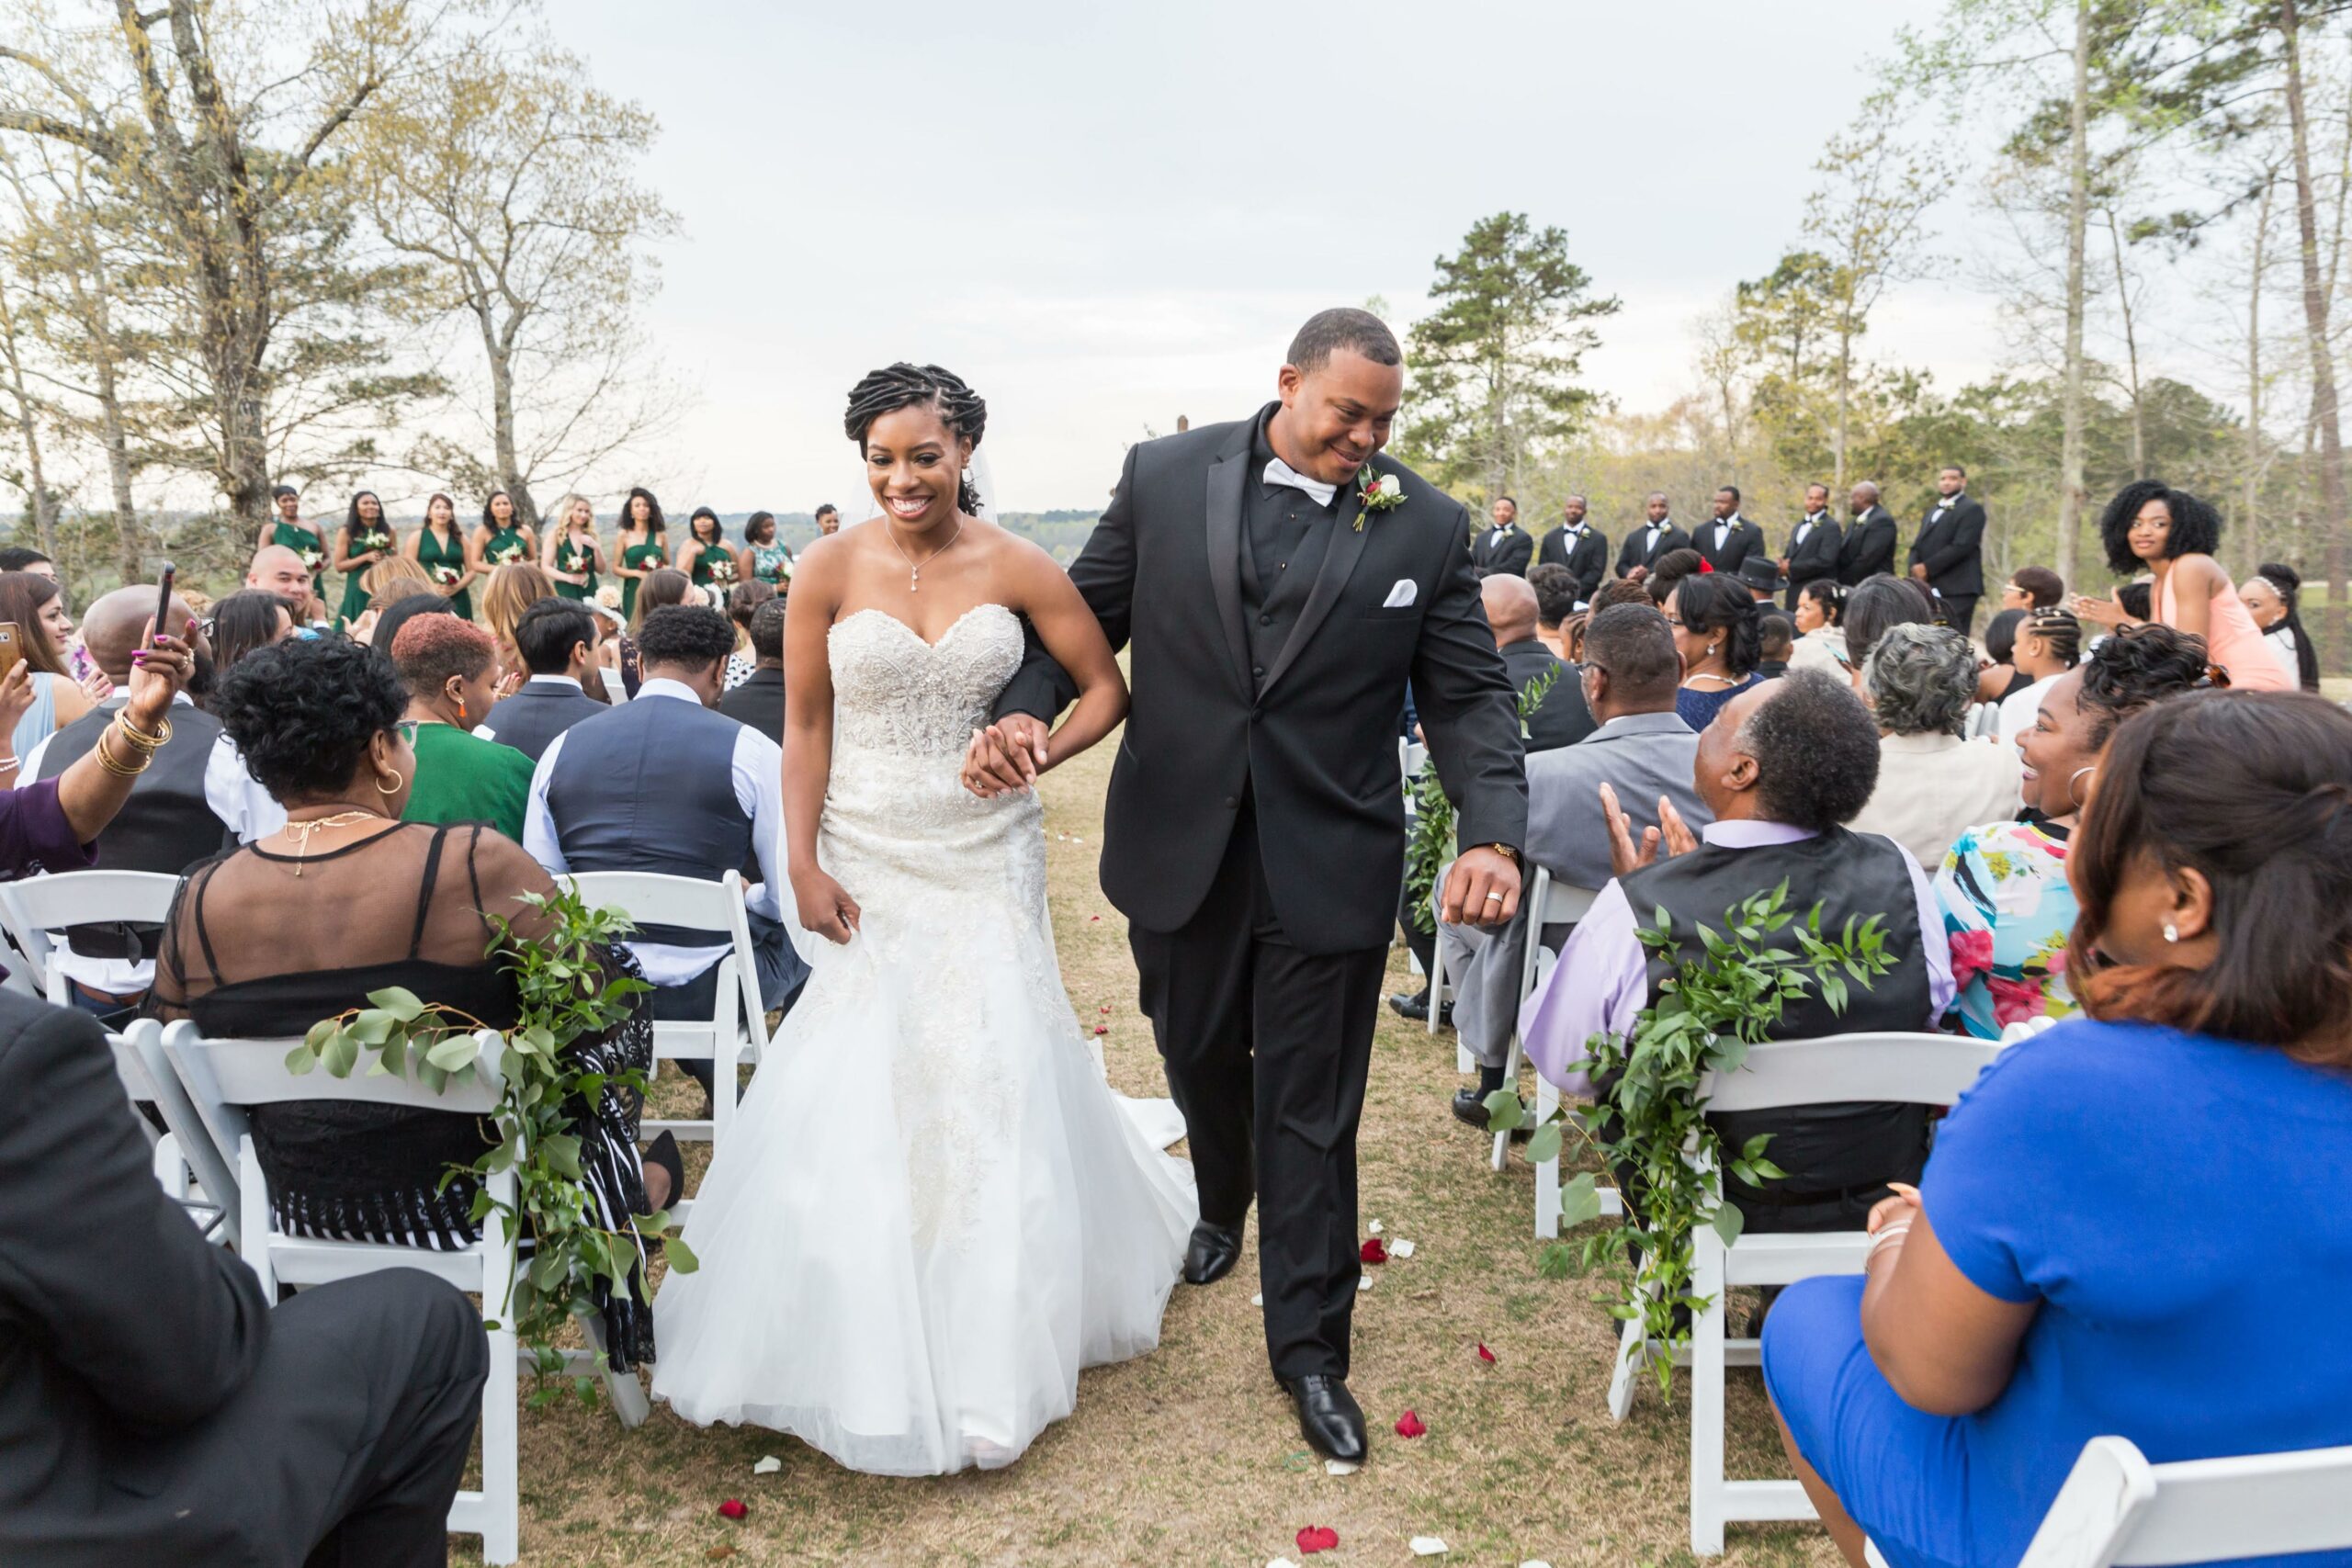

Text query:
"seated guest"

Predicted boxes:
[[2238, 559, 2322, 692], [1763, 691, 2352, 1568], [618, 567, 696, 697], [367, 590, 455, 657], [1668, 573, 1764, 731], [23, 587, 282, 1024], [205, 589, 295, 673], [1520, 671, 1953, 1235], [391, 615, 536, 842], [524, 606, 808, 1101], [1786, 581, 1849, 678], [1993, 608, 2080, 741], [479, 559, 557, 681], [1444, 604, 1711, 1128], [149, 636, 670, 1357], [1736, 554, 1782, 604], [1839, 572, 1936, 682], [480, 597, 606, 761], [0, 988, 490, 1566], [1998, 563, 2064, 613], [1484, 572, 1596, 749], [1591, 576, 1655, 615], [1526, 562, 1577, 658], [244, 543, 322, 623], [1975, 606, 2029, 705], [2115, 579, 2152, 623], [1935, 624, 2207, 1039], [0, 544, 55, 578], [724, 579, 777, 691], [717, 599, 786, 744], [1849, 625, 2022, 871], [1645, 546, 1703, 606], [0, 570, 96, 758], [1757, 613, 1794, 679]]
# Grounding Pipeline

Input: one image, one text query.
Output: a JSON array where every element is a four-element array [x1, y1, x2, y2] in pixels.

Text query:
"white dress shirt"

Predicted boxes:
[[17, 692, 285, 993], [1996, 673, 2062, 743], [475, 672, 581, 746], [1794, 511, 1826, 547], [521, 677, 786, 986]]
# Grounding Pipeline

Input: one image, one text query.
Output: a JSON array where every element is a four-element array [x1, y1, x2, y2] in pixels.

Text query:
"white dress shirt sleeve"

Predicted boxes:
[[205, 734, 287, 843], [523, 730, 569, 876], [729, 725, 786, 922], [1896, 842, 1959, 1024], [1517, 878, 1649, 1097]]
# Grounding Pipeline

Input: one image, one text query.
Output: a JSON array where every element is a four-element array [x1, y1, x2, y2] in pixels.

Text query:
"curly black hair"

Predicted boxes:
[[1738, 670, 1882, 832], [637, 604, 736, 670], [842, 363, 988, 515], [2098, 479, 2223, 573], [1796, 578, 1845, 626], [623, 486, 666, 535], [1673, 571, 1762, 676], [2076, 622, 2210, 746], [212, 636, 407, 804]]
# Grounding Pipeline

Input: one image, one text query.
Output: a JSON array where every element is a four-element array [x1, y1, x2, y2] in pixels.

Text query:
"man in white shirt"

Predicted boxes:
[[1614, 492, 1690, 581], [1780, 482, 1845, 611], [1694, 485, 1770, 577]]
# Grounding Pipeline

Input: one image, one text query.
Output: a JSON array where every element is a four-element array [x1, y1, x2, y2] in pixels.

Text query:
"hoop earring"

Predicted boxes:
[[2066, 765, 2096, 809], [376, 771, 401, 797]]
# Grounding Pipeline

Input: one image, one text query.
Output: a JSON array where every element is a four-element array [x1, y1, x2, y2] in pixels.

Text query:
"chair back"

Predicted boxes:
[[0, 869, 185, 1006], [116, 1016, 243, 1246], [2018, 1436, 2352, 1568], [563, 868, 766, 1039], [1698, 1032, 2000, 1114]]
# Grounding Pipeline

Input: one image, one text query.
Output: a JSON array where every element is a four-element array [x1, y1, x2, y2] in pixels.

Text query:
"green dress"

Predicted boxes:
[[689, 540, 738, 591], [553, 535, 600, 602], [620, 536, 666, 622], [415, 525, 473, 620], [270, 521, 328, 601], [399, 722, 535, 842], [481, 525, 532, 574], [335, 522, 399, 630], [749, 540, 793, 589]]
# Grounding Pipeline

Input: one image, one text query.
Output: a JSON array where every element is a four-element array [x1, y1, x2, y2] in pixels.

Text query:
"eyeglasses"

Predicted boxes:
[[395, 720, 420, 742]]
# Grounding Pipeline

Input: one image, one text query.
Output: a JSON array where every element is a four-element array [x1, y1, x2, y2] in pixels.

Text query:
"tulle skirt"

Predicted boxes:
[[650, 745, 1196, 1474]]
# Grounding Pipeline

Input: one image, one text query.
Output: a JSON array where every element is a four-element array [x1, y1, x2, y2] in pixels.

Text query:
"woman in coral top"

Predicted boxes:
[[2071, 479, 2291, 692]]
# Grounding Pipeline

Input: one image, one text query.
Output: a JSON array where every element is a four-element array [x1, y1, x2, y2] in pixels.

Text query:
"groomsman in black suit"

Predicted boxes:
[[1780, 482, 1844, 610], [1469, 495, 1533, 579], [1693, 485, 1770, 576], [1535, 494, 1609, 605], [1906, 464, 1988, 635], [1838, 480, 1898, 585], [1613, 492, 1690, 581]]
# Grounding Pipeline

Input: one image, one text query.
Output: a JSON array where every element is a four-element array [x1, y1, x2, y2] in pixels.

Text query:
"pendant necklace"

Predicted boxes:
[[281, 810, 379, 877], [886, 515, 964, 592]]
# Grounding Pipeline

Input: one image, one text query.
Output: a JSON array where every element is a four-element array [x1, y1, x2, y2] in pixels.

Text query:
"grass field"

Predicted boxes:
[[490, 736, 1841, 1568]]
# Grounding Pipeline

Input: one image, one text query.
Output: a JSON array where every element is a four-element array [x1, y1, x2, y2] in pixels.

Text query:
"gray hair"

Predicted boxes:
[[1863, 622, 1978, 737]]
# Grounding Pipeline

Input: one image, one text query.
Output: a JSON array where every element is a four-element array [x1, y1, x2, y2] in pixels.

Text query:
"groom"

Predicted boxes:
[[967, 309, 1527, 1461]]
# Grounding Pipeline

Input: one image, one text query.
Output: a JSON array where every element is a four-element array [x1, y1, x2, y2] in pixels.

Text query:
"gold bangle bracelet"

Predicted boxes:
[[114, 714, 172, 751], [94, 727, 151, 777]]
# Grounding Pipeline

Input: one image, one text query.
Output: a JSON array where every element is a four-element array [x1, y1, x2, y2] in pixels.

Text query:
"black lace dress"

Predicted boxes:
[[149, 820, 659, 1367]]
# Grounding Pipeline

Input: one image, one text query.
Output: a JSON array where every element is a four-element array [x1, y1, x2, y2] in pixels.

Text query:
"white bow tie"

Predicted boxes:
[[1262, 457, 1337, 507]]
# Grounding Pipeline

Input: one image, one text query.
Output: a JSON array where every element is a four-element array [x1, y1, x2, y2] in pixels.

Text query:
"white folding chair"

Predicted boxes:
[[1600, 1032, 2000, 1555], [1489, 865, 1600, 1180], [160, 1021, 521, 1566], [0, 868, 185, 1010], [562, 869, 766, 1160], [113, 1016, 241, 1246], [2018, 1436, 2352, 1567]]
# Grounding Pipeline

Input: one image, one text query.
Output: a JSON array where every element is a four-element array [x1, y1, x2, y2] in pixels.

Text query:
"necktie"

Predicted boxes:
[[1261, 457, 1337, 507]]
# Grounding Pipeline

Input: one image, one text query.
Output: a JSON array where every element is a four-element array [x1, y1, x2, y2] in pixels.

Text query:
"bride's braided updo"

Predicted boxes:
[[843, 362, 988, 517]]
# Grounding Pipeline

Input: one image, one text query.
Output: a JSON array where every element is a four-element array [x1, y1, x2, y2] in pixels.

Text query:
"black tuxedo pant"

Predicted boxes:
[[1939, 593, 1980, 638], [1132, 799, 1386, 1380]]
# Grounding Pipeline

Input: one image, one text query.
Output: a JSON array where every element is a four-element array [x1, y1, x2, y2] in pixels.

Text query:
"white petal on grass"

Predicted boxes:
[[1250, 1292, 1263, 1306], [1410, 1538, 1451, 1556], [1521, 1561, 1555, 1568], [1357, 1276, 1374, 1292], [1324, 1459, 1362, 1476], [752, 1455, 782, 1475], [1391, 1239, 1416, 1258], [1367, 1219, 1384, 1235], [1267, 1560, 1302, 1568]]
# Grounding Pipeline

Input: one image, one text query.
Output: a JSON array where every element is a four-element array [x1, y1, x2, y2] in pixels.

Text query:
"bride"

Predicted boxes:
[[651, 362, 1196, 1473]]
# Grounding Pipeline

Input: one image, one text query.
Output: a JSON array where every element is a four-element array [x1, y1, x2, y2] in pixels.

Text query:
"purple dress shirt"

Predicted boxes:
[[0, 777, 99, 986], [1518, 818, 1956, 1095]]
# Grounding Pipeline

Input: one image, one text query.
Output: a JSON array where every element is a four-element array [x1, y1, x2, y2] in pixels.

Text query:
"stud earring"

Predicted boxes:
[[2163, 921, 2179, 943]]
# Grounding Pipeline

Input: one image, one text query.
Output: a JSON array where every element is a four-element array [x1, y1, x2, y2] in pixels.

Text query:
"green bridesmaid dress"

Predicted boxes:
[[689, 541, 738, 591], [553, 536, 599, 602], [620, 537, 666, 622], [335, 522, 398, 631], [481, 525, 532, 573], [269, 521, 328, 602], [416, 525, 473, 619]]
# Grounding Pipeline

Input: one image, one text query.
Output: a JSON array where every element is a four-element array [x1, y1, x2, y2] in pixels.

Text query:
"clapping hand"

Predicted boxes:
[[1601, 783, 1698, 877], [2069, 592, 2131, 628]]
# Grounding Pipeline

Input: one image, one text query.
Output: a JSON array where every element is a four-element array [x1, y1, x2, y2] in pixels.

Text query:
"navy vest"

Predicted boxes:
[[543, 694, 755, 950], [1620, 827, 1932, 1209], [38, 700, 231, 962]]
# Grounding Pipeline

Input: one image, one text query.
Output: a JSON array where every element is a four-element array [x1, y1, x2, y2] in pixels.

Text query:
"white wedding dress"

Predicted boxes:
[[651, 603, 1197, 1474]]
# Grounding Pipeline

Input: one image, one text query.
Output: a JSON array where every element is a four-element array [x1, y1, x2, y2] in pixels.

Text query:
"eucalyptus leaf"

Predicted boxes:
[[1482, 1089, 1524, 1131], [424, 1034, 479, 1072], [284, 1042, 318, 1076], [367, 986, 424, 1022], [665, 1236, 700, 1274], [1524, 1122, 1564, 1165]]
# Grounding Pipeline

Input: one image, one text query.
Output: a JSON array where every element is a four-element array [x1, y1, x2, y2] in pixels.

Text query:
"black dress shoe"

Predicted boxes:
[[1386, 989, 1430, 1022], [1452, 1088, 1531, 1135], [1281, 1374, 1368, 1462], [1182, 1222, 1243, 1285]]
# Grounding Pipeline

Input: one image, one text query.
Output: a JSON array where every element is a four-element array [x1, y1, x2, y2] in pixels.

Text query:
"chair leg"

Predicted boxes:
[[579, 1313, 650, 1430], [477, 1237, 520, 1564], [1534, 1075, 1560, 1238], [236, 1136, 276, 1297], [1488, 1035, 1523, 1173], [1426, 939, 1445, 1039], [1690, 1235, 1729, 1557], [1606, 1314, 1645, 1422]]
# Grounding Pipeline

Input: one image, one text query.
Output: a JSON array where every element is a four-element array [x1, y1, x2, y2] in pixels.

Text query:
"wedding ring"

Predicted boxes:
[[1484, 892, 1505, 903]]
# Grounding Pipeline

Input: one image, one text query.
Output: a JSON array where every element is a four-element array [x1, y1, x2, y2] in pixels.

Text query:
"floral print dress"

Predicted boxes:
[[1932, 818, 2078, 1039]]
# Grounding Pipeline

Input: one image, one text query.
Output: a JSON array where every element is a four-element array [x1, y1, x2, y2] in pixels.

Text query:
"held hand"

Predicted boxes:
[[1600, 782, 1661, 877], [1627, 564, 1648, 583], [123, 621, 192, 730], [1866, 1183, 1923, 1236], [1440, 845, 1521, 929], [792, 866, 862, 945], [347, 606, 380, 645], [961, 714, 1051, 797], [1909, 563, 1928, 581]]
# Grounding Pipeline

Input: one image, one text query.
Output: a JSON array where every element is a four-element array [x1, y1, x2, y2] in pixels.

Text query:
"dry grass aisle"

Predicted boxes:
[[502, 738, 1840, 1567]]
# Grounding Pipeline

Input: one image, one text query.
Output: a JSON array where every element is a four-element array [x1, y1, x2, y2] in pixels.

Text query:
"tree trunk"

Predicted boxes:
[[2054, 0, 2093, 588], [2105, 211, 2146, 479], [2245, 173, 2275, 578], [2281, 0, 2347, 671], [1834, 330, 1852, 496], [0, 281, 59, 560], [479, 301, 537, 526]]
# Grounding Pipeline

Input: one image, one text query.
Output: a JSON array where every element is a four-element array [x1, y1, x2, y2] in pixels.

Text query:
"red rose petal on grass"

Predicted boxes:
[[1094, 1024, 1108, 1035], [717, 1498, 748, 1520], [1100, 1005, 1111, 1013], [1090, 915, 1101, 922], [1359, 1236, 1387, 1264], [1476, 1342, 1497, 1364], [1395, 1409, 1427, 1438], [1296, 1525, 1340, 1553]]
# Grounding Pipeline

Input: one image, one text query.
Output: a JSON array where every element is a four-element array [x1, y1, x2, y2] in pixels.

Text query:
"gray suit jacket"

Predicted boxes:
[[1446, 710, 1713, 1065]]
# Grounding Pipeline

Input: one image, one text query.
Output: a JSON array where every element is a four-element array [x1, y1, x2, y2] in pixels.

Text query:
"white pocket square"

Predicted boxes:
[[1382, 580, 1418, 609]]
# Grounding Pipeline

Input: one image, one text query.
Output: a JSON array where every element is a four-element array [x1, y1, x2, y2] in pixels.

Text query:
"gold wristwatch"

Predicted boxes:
[[1475, 843, 1521, 865]]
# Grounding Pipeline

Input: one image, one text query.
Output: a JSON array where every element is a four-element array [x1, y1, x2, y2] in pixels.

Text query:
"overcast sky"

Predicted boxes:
[[560, 0, 1996, 513]]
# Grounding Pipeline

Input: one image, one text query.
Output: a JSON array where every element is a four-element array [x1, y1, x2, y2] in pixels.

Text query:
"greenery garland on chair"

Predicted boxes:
[[284, 886, 695, 1403], [1487, 880, 1894, 1393], [1403, 665, 1559, 933]]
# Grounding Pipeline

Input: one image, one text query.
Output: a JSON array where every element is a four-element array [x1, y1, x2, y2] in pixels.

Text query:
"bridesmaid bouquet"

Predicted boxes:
[[297, 546, 324, 571], [431, 564, 462, 587], [707, 555, 739, 586], [359, 526, 394, 555], [487, 538, 526, 566]]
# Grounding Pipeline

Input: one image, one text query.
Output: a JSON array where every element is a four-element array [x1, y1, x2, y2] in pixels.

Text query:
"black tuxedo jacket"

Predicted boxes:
[[1907, 495, 1988, 597], [998, 416, 1526, 954], [717, 664, 785, 744], [1501, 637, 1596, 752], [1838, 507, 1899, 585], [1693, 516, 1770, 576], [483, 677, 605, 761], [1470, 524, 1532, 579], [1537, 525, 1610, 604], [1783, 513, 1845, 609], [1615, 522, 1692, 576]]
